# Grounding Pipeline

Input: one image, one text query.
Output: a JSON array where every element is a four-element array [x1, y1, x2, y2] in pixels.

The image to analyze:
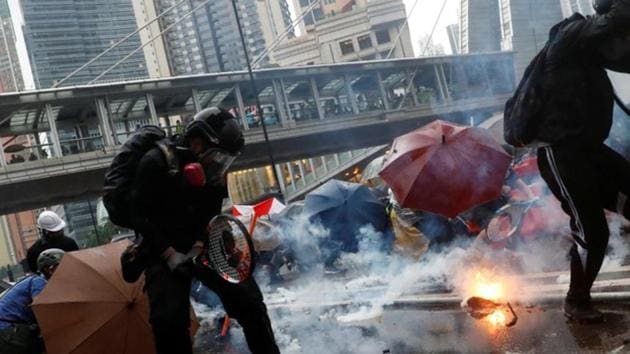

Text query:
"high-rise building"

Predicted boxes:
[[446, 24, 460, 54], [560, 0, 594, 17], [0, 0, 23, 92], [273, 0, 413, 66], [498, 0, 564, 77], [62, 199, 100, 248], [292, 0, 368, 32], [155, 0, 293, 76], [459, 0, 502, 54], [21, 0, 149, 88], [131, 0, 172, 78]]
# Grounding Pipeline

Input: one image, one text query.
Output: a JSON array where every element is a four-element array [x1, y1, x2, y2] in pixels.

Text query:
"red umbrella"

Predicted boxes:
[[379, 120, 511, 218]]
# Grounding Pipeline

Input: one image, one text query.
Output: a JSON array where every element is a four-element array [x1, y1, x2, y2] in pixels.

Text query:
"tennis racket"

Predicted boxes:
[[196, 214, 256, 284]]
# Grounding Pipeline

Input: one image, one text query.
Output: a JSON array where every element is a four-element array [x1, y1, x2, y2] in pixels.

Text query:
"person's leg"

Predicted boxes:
[[145, 261, 193, 354], [538, 145, 609, 321], [195, 266, 280, 354], [596, 146, 630, 219]]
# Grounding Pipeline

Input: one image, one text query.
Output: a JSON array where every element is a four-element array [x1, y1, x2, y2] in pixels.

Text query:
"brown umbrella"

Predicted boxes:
[[32, 241, 199, 354]]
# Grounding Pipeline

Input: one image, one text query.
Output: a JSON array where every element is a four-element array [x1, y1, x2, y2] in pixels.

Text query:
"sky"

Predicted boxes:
[[8, 0, 459, 91], [402, 0, 459, 55]]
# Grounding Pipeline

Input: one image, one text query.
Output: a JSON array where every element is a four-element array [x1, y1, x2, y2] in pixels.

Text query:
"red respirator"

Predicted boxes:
[[183, 163, 206, 187]]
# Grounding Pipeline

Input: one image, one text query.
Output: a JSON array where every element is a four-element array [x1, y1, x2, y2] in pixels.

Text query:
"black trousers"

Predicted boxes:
[[538, 143, 630, 304], [144, 260, 280, 354]]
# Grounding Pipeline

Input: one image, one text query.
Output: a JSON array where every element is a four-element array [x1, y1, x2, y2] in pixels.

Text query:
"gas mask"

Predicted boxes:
[[197, 148, 237, 186]]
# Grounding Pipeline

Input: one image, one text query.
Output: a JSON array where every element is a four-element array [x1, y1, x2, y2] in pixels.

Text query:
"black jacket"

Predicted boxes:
[[26, 236, 79, 272], [132, 141, 227, 256], [536, 0, 630, 146]]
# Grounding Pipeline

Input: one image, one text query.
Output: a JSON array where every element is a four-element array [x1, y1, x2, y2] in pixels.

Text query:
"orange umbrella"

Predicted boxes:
[[32, 241, 198, 354]]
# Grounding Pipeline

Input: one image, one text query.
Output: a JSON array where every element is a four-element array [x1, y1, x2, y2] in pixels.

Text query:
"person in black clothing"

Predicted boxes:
[[26, 211, 79, 273], [133, 107, 279, 354], [533, 0, 630, 323]]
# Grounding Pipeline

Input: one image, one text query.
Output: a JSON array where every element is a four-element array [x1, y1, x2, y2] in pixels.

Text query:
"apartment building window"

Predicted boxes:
[[375, 29, 391, 44], [339, 39, 354, 55], [357, 35, 372, 50]]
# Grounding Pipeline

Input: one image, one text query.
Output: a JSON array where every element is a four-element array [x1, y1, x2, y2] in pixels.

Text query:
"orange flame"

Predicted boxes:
[[487, 310, 506, 327], [473, 272, 503, 302]]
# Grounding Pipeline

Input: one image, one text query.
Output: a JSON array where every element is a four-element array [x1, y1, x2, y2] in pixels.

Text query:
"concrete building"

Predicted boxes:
[[131, 0, 172, 78], [155, 0, 293, 75], [446, 24, 460, 55], [21, 0, 149, 88], [5, 210, 38, 264], [458, 0, 501, 54], [498, 0, 564, 77], [272, 0, 413, 66], [0, 0, 23, 92], [0, 216, 16, 266], [292, 0, 368, 32]]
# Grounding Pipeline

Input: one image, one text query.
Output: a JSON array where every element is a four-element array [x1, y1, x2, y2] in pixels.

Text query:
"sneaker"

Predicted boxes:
[[563, 301, 604, 323]]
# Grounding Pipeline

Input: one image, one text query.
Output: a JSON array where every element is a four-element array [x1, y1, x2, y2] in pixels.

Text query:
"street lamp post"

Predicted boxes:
[[230, 0, 284, 201]]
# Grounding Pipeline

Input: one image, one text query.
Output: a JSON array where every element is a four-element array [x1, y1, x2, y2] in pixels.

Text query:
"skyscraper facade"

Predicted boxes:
[[498, 0, 564, 77], [560, 0, 594, 17], [0, 0, 23, 92], [156, 0, 293, 76], [21, 0, 149, 88], [458, 0, 502, 54]]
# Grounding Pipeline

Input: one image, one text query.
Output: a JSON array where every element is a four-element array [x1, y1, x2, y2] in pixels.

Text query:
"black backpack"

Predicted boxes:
[[503, 43, 550, 147], [103, 125, 178, 228]]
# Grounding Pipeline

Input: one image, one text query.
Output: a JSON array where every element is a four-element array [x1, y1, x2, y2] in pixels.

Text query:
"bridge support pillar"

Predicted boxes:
[[45, 104, 63, 157], [321, 156, 328, 173], [191, 89, 202, 113], [344, 75, 360, 115], [95, 98, 115, 147], [297, 160, 306, 187], [437, 64, 451, 101], [272, 80, 292, 127], [0, 137, 6, 167], [376, 72, 390, 111], [234, 85, 249, 130], [309, 159, 317, 179], [145, 93, 159, 127], [274, 164, 287, 196], [310, 78, 325, 120]]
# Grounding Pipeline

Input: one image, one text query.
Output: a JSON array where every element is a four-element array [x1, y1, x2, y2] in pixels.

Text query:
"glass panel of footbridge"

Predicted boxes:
[[191, 86, 245, 129], [107, 95, 152, 145], [239, 79, 283, 129], [410, 66, 442, 106], [441, 57, 513, 101], [283, 78, 319, 123], [347, 73, 387, 113], [55, 102, 106, 156], [378, 69, 414, 110], [315, 75, 354, 119], [151, 91, 195, 136], [1, 107, 57, 162]]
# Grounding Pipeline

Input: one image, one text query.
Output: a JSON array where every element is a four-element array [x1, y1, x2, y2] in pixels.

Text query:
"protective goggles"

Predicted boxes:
[[198, 148, 238, 176]]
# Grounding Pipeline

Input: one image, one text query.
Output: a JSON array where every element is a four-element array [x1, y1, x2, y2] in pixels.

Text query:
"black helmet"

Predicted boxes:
[[184, 107, 244, 154], [593, 0, 613, 14]]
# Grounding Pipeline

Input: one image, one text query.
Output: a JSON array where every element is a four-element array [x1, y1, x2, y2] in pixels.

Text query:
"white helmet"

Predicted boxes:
[[37, 211, 66, 232]]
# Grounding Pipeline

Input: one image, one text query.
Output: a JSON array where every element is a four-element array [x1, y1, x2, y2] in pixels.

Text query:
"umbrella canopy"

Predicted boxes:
[[380, 120, 511, 218], [32, 241, 198, 354], [3, 143, 26, 153], [304, 179, 387, 252], [232, 197, 286, 218]]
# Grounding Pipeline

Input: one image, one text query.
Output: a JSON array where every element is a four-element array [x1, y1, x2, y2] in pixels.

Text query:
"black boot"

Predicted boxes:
[[563, 300, 604, 323]]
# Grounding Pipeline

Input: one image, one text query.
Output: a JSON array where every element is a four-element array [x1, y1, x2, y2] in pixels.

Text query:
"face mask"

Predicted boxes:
[[198, 148, 237, 184]]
